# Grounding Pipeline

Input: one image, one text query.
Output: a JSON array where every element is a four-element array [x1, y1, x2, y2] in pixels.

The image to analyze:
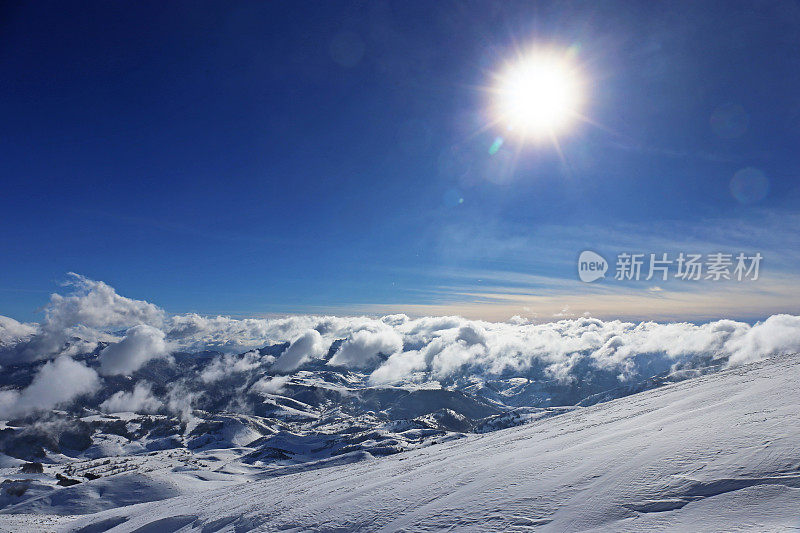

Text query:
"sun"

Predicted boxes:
[[491, 49, 584, 141]]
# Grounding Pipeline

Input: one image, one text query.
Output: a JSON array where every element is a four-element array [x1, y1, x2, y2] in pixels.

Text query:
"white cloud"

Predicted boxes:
[[2, 275, 800, 397], [1, 273, 164, 363], [250, 375, 292, 395], [99, 325, 170, 376], [100, 381, 162, 414], [49, 273, 164, 330], [0, 316, 38, 348], [167, 313, 284, 353], [0, 356, 100, 419], [507, 315, 531, 325], [369, 349, 427, 385], [431, 341, 486, 378], [165, 381, 199, 422], [726, 314, 800, 366], [329, 328, 403, 368], [272, 330, 328, 373], [200, 351, 263, 383]]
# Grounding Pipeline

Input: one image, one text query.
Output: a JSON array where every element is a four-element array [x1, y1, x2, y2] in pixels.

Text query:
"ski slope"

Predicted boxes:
[[61, 352, 800, 532]]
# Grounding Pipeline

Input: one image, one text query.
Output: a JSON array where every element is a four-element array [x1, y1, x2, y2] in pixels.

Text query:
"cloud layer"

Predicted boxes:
[[1, 275, 799, 419]]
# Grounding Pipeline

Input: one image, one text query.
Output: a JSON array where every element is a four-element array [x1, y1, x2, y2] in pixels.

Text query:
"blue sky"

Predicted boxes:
[[2, 1, 800, 322]]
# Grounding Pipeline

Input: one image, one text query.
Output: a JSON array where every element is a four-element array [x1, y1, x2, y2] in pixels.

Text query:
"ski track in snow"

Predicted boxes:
[[37, 352, 800, 532]]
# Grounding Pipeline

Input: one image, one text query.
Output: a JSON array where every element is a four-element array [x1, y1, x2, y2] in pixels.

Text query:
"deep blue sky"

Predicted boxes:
[[2, 1, 800, 322]]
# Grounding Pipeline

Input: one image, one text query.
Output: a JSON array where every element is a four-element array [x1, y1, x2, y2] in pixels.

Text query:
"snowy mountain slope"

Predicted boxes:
[[63, 352, 800, 532]]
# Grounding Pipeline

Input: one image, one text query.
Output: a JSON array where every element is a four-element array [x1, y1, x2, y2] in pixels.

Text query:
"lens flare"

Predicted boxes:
[[491, 49, 584, 141]]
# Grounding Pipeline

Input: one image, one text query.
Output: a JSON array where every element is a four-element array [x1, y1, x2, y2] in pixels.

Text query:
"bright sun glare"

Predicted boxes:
[[492, 50, 583, 141]]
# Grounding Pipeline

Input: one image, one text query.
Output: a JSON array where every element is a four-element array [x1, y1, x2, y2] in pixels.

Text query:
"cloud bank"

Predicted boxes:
[[0, 274, 799, 420]]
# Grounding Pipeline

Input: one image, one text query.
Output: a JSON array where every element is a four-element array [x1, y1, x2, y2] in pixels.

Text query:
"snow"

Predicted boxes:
[[4, 473, 182, 516], [51, 352, 800, 532]]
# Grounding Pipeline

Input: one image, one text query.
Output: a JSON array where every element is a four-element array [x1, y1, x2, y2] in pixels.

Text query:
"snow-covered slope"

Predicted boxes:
[[62, 352, 800, 532]]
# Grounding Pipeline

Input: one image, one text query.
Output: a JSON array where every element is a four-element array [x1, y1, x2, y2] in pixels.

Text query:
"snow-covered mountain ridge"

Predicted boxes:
[[62, 351, 800, 532]]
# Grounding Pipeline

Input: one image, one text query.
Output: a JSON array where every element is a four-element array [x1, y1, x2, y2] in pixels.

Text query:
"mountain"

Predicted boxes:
[[1, 352, 796, 531]]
